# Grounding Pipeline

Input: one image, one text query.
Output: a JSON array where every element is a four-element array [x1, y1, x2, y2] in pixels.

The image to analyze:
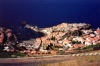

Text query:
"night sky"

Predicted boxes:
[[0, 0, 100, 40]]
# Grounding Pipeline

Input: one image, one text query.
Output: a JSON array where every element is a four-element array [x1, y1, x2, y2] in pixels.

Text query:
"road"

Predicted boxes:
[[0, 55, 74, 66]]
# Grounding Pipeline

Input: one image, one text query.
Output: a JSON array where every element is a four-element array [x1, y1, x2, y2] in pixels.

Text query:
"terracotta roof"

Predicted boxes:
[[88, 37, 94, 41], [59, 44, 63, 47], [93, 37, 99, 41], [78, 44, 85, 47], [73, 44, 79, 49], [63, 39, 71, 44]]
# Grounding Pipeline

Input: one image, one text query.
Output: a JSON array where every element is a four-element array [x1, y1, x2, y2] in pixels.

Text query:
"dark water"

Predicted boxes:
[[0, 0, 100, 28], [0, 0, 100, 39]]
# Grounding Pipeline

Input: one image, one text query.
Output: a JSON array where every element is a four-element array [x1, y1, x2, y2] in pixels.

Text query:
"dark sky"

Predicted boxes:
[[0, 0, 100, 28]]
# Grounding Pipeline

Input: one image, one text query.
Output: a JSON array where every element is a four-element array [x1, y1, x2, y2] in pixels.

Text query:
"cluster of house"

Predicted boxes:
[[20, 23, 100, 55], [38, 27, 100, 51]]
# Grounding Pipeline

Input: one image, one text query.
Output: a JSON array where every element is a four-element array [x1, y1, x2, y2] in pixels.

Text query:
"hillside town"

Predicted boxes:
[[0, 23, 100, 56], [20, 23, 100, 55]]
